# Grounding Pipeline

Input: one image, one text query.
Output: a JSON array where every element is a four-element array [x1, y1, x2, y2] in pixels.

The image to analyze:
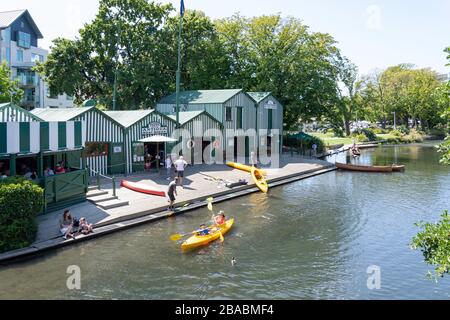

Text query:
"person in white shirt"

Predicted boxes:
[[174, 156, 188, 187], [44, 166, 55, 177], [250, 151, 257, 167], [165, 155, 173, 181]]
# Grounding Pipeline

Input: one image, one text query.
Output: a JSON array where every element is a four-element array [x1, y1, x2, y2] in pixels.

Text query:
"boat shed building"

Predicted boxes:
[[31, 106, 123, 176], [0, 102, 42, 122], [1, 104, 87, 212], [104, 110, 177, 174], [156, 89, 258, 158], [166, 110, 223, 164], [247, 92, 284, 152]]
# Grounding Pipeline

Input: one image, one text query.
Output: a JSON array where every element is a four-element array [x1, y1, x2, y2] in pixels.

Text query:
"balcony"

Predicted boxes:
[[16, 74, 38, 87]]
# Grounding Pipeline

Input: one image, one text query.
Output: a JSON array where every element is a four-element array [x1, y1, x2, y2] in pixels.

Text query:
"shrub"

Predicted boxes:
[[351, 128, 377, 142], [437, 136, 450, 165], [373, 128, 388, 134], [396, 125, 410, 135], [355, 134, 368, 143], [0, 179, 44, 253], [390, 130, 403, 138], [402, 129, 424, 143]]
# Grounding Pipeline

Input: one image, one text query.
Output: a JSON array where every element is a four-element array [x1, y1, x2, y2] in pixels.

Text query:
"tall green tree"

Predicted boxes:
[[37, 0, 173, 109], [0, 61, 23, 104], [215, 14, 343, 130], [360, 64, 444, 130]]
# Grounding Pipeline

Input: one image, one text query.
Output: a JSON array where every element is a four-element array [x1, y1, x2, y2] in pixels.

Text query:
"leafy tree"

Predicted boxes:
[[335, 56, 361, 136], [411, 211, 450, 280], [0, 61, 23, 104], [37, 0, 174, 109], [215, 14, 343, 130]]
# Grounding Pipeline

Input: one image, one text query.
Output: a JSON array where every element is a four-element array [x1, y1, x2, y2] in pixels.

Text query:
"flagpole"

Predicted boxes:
[[175, 6, 184, 129]]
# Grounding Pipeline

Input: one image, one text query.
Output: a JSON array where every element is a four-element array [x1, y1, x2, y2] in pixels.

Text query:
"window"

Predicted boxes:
[[46, 87, 57, 99], [2, 28, 11, 42], [31, 53, 44, 63], [226, 107, 232, 121], [17, 49, 24, 62], [17, 31, 31, 48], [5, 48, 11, 64], [268, 109, 273, 131], [66, 95, 73, 101], [236, 107, 243, 129], [84, 142, 109, 157]]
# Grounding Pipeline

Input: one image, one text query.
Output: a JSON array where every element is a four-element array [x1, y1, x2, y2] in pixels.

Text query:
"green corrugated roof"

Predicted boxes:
[[166, 111, 206, 125], [159, 89, 243, 105], [30, 107, 93, 121], [247, 92, 272, 103], [103, 110, 155, 128]]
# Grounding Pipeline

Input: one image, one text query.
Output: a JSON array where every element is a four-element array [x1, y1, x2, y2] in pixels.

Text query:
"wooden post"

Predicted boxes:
[[10, 154, 16, 176], [37, 152, 43, 178]]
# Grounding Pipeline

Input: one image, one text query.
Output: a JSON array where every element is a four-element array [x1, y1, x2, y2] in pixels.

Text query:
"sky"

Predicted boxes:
[[3, 0, 450, 76]]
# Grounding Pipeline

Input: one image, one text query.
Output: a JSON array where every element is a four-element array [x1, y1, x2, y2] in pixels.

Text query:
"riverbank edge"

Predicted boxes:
[[0, 164, 337, 265]]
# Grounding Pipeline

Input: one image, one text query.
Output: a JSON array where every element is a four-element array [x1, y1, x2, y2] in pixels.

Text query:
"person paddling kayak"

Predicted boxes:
[[214, 211, 226, 225]]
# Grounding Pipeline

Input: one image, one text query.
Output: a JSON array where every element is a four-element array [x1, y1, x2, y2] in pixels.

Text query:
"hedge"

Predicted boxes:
[[0, 178, 44, 253]]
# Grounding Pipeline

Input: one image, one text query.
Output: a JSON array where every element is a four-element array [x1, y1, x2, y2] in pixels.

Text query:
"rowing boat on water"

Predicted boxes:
[[181, 218, 234, 251], [335, 162, 405, 173]]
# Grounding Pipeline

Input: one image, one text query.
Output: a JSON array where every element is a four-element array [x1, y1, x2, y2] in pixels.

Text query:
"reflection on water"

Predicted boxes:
[[0, 145, 449, 299]]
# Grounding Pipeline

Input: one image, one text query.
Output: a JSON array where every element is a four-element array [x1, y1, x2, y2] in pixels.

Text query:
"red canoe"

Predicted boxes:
[[120, 180, 166, 197]]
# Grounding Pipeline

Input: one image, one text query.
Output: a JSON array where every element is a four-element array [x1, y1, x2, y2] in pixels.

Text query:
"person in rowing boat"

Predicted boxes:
[[351, 142, 360, 156]]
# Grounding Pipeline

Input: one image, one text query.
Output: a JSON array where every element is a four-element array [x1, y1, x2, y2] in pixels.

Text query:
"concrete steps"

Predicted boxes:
[[86, 190, 109, 198], [96, 199, 130, 210], [87, 187, 129, 210], [87, 194, 118, 204]]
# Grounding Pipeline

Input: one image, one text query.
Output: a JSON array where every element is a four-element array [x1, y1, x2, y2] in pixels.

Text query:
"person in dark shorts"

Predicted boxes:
[[167, 177, 179, 211]]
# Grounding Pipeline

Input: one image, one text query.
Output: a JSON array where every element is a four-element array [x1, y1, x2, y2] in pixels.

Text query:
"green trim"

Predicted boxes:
[[0, 123, 6, 154], [268, 109, 273, 131], [19, 122, 30, 153], [58, 122, 67, 149], [40, 122, 49, 151], [74, 121, 82, 147]]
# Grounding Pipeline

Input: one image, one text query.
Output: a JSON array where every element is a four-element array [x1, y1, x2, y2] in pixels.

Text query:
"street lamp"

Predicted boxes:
[[392, 111, 397, 130]]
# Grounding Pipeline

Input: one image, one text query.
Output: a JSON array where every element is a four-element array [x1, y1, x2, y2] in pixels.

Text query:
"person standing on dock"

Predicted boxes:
[[167, 177, 179, 211], [174, 156, 188, 188], [312, 143, 318, 158], [165, 155, 173, 181], [250, 151, 257, 167]]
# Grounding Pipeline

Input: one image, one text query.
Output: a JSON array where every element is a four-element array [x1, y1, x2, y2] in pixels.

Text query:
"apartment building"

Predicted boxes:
[[0, 9, 73, 109]]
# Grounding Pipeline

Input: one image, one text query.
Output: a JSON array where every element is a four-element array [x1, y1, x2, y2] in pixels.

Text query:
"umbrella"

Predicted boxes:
[[138, 135, 178, 143]]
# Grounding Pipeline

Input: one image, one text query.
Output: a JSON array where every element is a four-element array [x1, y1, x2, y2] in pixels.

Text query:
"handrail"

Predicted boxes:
[[87, 166, 116, 197]]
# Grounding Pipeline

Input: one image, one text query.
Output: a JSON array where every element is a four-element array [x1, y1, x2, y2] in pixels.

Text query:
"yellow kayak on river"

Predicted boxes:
[[181, 218, 234, 251]]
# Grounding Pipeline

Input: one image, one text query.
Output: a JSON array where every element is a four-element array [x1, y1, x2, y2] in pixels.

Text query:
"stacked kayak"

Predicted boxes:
[[251, 166, 268, 193], [181, 218, 234, 251], [120, 180, 166, 197], [226, 162, 269, 193]]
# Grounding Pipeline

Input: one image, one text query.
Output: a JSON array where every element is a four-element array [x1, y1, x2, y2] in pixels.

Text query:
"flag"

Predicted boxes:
[[180, 0, 185, 17]]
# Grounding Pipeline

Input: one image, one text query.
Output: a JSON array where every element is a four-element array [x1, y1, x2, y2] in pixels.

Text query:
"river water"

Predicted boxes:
[[0, 144, 449, 299]]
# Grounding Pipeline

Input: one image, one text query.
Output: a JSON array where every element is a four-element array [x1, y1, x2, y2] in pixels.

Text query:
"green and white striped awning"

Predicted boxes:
[[0, 121, 86, 155]]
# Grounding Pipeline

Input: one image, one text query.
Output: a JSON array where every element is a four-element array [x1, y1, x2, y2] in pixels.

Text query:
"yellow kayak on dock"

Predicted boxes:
[[226, 162, 267, 176], [251, 166, 269, 193], [181, 218, 235, 251], [226, 162, 269, 193]]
